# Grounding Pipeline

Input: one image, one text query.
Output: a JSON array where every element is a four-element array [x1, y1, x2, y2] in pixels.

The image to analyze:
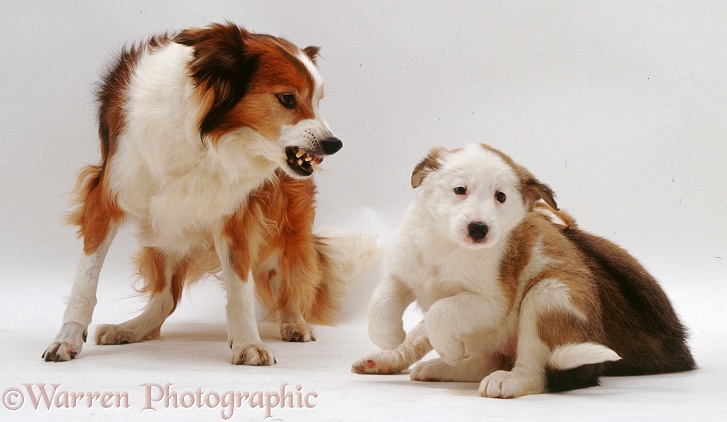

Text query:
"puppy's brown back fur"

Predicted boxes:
[[563, 227, 696, 375]]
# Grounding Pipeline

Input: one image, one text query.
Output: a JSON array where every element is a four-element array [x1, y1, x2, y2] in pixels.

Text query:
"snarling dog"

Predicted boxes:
[[43, 23, 376, 365], [353, 143, 695, 397]]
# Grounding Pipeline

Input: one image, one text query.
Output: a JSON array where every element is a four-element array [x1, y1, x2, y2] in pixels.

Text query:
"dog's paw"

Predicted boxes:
[[42, 341, 81, 362], [95, 324, 140, 345], [280, 322, 316, 342], [231, 343, 276, 366], [351, 351, 403, 375], [479, 369, 545, 398], [42, 322, 87, 362]]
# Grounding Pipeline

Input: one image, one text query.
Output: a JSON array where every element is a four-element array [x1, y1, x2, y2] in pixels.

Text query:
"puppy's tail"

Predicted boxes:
[[306, 230, 382, 325], [546, 343, 621, 392]]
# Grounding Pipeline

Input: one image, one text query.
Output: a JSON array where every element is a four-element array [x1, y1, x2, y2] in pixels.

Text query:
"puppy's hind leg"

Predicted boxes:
[[96, 248, 187, 345], [479, 279, 618, 398], [411, 352, 508, 383]]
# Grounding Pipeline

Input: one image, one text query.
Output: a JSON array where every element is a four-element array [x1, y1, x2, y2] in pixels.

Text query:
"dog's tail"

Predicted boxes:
[[545, 342, 621, 392], [305, 230, 382, 325]]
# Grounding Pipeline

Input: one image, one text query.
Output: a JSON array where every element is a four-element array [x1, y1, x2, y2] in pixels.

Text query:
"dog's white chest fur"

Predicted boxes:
[[106, 43, 274, 253]]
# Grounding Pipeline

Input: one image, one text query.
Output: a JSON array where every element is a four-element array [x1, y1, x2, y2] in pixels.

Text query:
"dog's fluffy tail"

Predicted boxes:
[[545, 342, 621, 392], [306, 231, 382, 325]]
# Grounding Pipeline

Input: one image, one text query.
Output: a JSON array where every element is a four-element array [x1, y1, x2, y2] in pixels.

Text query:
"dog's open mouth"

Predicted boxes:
[[285, 147, 323, 177]]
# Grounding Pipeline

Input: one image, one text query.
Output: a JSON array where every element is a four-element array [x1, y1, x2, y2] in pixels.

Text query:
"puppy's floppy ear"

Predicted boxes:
[[174, 22, 259, 137], [523, 177, 558, 210], [411, 147, 446, 188], [303, 46, 320, 64]]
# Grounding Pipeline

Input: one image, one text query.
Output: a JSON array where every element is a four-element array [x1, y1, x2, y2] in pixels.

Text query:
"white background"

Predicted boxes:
[[1, 1, 725, 421]]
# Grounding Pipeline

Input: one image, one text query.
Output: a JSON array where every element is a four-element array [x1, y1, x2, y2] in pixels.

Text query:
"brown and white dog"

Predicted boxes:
[[43, 23, 378, 365], [353, 143, 695, 397]]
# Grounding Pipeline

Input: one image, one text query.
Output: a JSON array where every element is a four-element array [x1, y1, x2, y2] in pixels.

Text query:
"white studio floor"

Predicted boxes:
[[2, 266, 725, 422]]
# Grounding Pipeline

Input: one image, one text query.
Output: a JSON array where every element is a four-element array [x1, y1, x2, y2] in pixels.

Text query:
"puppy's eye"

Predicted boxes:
[[496, 191, 507, 203], [276, 93, 297, 109], [454, 186, 467, 196]]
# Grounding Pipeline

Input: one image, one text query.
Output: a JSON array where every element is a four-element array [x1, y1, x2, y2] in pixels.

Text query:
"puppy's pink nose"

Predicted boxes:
[[468, 222, 488, 242]]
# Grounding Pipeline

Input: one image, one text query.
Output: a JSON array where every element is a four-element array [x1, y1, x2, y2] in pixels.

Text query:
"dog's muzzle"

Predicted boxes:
[[285, 137, 343, 177]]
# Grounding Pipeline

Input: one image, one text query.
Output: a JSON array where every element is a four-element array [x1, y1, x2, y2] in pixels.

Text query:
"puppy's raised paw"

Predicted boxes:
[[232, 343, 276, 366]]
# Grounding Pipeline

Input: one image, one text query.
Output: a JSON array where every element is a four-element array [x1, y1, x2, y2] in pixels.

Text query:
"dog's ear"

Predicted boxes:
[[411, 147, 446, 188], [174, 23, 259, 137], [303, 46, 320, 64], [523, 176, 558, 210]]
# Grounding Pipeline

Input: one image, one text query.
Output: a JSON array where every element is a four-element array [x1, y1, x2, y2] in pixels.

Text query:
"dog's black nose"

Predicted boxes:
[[468, 222, 488, 242], [320, 137, 343, 155]]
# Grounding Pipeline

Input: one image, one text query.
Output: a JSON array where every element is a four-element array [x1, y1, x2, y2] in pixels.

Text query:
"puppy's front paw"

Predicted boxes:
[[231, 343, 275, 366], [280, 322, 316, 342], [479, 369, 545, 398], [351, 350, 404, 375], [42, 322, 87, 362]]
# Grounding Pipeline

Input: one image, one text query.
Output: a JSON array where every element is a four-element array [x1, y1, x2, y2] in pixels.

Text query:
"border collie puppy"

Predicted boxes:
[[43, 23, 377, 365], [353, 143, 695, 397]]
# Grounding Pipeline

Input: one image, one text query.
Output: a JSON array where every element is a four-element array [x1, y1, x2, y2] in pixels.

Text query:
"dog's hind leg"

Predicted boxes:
[[43, 166, 123, 362], [254, 251, 319, 342], [43, 223, 119, 361], [274, 241, 321, 342], [96, 248, 187, 345], [352, 321, 432, 374]]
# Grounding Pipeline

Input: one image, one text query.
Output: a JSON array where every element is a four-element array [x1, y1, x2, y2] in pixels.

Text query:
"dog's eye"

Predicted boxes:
[[454, 186, 467, 196], [276, 93, 297, 109], [496, 191, 506, 203]]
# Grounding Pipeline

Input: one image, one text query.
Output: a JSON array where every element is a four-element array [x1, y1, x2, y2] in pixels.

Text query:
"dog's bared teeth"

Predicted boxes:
[[295, 150, 305, 158], [297, 159, 304, 166], [304, 156, 312, 162]]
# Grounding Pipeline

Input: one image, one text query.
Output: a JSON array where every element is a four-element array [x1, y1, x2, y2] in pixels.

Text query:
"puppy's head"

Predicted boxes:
[[175, 22, 341, 179], [411, 143, 557, 248]]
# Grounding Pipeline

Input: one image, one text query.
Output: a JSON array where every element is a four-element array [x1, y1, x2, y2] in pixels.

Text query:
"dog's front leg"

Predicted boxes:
[[368, 274, 416, 350], [214, 231, 275, 366], [425, 292, 506, 366]]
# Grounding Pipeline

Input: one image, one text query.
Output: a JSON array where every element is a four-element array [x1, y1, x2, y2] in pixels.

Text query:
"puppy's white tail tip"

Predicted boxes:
[[548, 342, 621, 370]]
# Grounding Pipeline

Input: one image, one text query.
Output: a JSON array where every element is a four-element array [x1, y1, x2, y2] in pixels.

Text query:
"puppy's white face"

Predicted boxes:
[[415, 144, 529, 249]]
